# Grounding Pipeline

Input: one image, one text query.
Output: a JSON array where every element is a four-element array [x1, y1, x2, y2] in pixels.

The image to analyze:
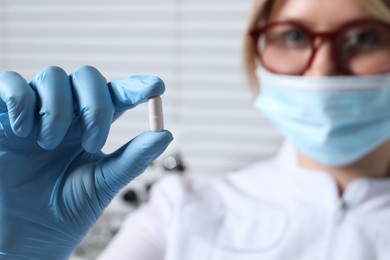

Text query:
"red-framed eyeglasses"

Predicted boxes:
[[249, 19, 390, 75]]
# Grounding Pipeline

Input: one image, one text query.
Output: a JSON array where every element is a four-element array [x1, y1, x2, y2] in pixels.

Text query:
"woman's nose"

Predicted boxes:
[[303, 40, 340, 76]]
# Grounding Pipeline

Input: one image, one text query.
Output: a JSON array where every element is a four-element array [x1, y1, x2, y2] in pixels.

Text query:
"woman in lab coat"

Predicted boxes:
[[0, 0, 389, 259]]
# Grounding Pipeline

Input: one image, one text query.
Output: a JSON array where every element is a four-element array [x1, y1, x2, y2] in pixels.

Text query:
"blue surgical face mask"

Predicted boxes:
[[254, 68, 390, 167]]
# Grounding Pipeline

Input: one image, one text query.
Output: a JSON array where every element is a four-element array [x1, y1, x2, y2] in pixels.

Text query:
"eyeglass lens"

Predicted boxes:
[[257, 22, 390, 75], [339, 24, 390, 74]]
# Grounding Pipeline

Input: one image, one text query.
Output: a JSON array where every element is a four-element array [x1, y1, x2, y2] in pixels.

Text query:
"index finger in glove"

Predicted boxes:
[[108, 75, 165, 120], [0, 71, 36, 137]]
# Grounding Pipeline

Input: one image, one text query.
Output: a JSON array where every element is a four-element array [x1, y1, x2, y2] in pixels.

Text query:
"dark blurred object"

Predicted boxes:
[[145, 182, 154, 193], [122, 189, 139, 205]]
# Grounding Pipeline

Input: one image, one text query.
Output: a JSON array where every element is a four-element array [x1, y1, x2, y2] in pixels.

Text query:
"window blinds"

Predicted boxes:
[[0, 0, 283, 175]]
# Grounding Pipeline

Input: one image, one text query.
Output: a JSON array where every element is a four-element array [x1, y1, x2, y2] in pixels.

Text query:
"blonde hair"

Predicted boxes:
[[243, 0, 390, 95]]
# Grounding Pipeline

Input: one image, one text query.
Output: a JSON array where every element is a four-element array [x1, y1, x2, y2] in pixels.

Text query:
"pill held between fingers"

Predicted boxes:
[[149, 96, 164, 132]]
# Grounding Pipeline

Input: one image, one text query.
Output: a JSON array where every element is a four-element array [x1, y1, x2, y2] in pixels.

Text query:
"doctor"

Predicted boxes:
[[0, 0, 390, 259]]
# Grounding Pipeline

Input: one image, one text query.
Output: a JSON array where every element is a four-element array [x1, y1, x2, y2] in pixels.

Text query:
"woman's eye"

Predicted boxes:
[[341, 29, 384, 51], [283, 30, 307, 43], [265, 25, 311, 49], [351, 31, 378, 45]]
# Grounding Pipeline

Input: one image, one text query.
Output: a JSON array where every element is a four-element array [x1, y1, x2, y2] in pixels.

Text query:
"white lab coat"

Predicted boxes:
[[98, 142, 390, 260]]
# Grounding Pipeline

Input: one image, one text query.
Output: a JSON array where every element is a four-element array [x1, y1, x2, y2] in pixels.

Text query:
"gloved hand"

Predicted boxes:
[[0, 65, 173, 259]]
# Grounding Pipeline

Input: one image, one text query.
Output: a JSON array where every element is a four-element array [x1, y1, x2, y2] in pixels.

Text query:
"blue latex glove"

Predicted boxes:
[[0, 66, 173, 259]]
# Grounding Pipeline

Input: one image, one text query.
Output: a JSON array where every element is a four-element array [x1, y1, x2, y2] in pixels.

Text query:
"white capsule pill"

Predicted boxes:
[[149, 96, 164, 132]]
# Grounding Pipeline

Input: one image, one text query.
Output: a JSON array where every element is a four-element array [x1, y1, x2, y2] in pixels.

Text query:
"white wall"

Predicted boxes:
[[0, 0, 283, 176]]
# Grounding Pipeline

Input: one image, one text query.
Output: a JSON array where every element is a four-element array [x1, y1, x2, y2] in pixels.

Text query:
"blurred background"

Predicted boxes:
[[0, 0, 283, 258]]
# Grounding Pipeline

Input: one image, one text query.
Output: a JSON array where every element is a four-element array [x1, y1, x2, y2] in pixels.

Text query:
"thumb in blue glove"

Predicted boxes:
[[0, 66, 173, 259]]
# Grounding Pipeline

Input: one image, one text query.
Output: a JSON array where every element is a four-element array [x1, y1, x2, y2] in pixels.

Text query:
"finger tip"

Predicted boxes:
[[82, 135, 106, 153], [82, 142, 103, 154], [131, 75, 165, 96], [12, 124, 32, 138], [146, 130, 174, 144], [37, 133, 64, 150], [161, 130, 174, 142], [37, 140, 59, 151]]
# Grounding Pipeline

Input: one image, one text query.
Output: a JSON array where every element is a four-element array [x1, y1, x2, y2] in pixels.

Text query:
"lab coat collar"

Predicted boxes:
[[274, 141, 390, 210], [230, 141, 390, 212]]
